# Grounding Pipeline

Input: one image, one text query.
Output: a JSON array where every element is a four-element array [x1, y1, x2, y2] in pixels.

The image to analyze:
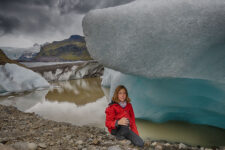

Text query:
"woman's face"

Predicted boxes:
[[118, 88, 126, 102]]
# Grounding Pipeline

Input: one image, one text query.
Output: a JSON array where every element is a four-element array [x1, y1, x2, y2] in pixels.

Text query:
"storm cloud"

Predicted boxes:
[[0, 15, 20, 35], [0, 0, 135, 47], [58, 0, 135, 14]]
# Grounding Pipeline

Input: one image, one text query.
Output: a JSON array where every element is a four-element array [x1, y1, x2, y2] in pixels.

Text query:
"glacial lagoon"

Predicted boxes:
[[0, 77, 225, 147]]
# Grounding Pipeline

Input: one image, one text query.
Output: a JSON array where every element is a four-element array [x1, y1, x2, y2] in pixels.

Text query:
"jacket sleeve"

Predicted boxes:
[[105, 105, 117, 130], [129, 104, 139, 136]]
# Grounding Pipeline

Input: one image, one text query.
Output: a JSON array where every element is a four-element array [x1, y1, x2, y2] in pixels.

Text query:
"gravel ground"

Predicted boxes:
[[0, 104, 224, 150]]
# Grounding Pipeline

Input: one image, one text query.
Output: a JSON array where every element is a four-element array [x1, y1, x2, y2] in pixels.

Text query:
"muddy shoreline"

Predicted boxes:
[[0, 104, 224, 150]]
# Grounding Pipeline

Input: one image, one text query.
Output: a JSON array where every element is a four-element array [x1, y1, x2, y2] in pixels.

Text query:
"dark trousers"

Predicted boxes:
[[111, 125, 144, 147]]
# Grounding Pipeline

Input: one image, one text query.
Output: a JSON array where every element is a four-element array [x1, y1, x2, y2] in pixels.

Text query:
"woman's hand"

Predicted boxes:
[[118, 117, 129, 126]]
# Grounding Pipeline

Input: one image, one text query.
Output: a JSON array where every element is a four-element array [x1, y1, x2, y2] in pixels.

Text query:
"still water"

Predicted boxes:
[[0, 77, 225, 147]]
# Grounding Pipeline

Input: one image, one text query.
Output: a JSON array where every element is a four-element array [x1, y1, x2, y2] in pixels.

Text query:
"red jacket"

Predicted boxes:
[[105, 102, 139, 136]]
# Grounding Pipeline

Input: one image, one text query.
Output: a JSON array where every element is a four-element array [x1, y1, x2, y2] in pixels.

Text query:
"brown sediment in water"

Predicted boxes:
[[46, 78, 104, 106]]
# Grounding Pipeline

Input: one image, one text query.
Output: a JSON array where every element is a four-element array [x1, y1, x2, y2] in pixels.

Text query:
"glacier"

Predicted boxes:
[[82, 0, 225, 129], [83, 0, 225, 82]]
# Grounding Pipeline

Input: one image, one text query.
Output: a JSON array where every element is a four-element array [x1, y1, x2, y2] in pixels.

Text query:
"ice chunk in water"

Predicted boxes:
[[83, 0, 225, 82], [0, 63, 49, 95]]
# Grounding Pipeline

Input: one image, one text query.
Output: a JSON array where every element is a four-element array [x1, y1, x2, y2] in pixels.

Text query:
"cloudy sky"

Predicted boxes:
[[0, 0, 134, 48]]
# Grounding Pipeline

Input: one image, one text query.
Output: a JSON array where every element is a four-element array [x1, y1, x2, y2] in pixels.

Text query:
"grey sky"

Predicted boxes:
[[0, 0, 135, 48]]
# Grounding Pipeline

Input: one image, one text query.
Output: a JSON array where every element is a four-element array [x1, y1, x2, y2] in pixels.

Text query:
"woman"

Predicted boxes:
[[105, 85, 144, 147]]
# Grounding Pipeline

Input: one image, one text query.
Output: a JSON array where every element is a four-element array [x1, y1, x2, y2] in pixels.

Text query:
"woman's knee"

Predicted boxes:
[[127, 130, 144, 147]]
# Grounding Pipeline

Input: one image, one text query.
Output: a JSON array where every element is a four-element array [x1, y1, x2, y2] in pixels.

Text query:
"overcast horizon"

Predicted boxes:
[[0, 0, 135, 48]]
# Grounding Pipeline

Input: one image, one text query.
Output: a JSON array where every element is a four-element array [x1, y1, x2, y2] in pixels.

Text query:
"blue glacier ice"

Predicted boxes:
[[102, 68, 225, 129], [82, 0, 225, 129]]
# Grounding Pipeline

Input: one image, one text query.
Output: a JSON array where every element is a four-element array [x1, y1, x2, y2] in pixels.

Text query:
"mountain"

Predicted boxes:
[[33, 35, 93, 62]]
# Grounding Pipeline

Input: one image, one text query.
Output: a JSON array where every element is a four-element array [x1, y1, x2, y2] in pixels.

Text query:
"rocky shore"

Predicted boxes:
[[0, 104, 224, 150]]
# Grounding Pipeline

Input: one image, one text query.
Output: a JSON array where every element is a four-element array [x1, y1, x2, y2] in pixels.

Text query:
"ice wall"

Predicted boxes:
[[102, 68, 225, 129], [83, 0, 225, 82]]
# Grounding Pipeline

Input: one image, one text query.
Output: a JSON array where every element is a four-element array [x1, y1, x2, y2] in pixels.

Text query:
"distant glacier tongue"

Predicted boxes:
[[82, 0, 225, 129]]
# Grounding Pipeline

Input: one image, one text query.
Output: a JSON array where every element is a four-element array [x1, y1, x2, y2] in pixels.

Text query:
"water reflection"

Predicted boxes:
[[0, 89, 48, 111], [47, 78, 104, 106], [26, 96, 107, 127]]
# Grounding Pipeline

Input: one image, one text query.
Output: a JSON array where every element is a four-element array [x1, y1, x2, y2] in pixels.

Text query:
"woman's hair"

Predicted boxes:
[[112, 85, 131, 103]]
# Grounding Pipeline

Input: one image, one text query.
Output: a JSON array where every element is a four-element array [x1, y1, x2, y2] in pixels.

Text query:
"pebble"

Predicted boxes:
[[38, 143, 47, 149], [108, 145, 122, 150], [164, 143, 170, 146], [76, 140, 83, 145], [151, 142, 157, 146], [77, 145, 83, 150], [179, 143, 187, 149], [66, 135, 72, 140], [92, 139, 100, 145], [119, 139, 131, 145], [27, 143, 37, 150], [69, 139, 74, 144], [49, 142, 54, 146], [144, 141, 151, 147], [11, 142, 37, 150], [155, 145, 163, 150]]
